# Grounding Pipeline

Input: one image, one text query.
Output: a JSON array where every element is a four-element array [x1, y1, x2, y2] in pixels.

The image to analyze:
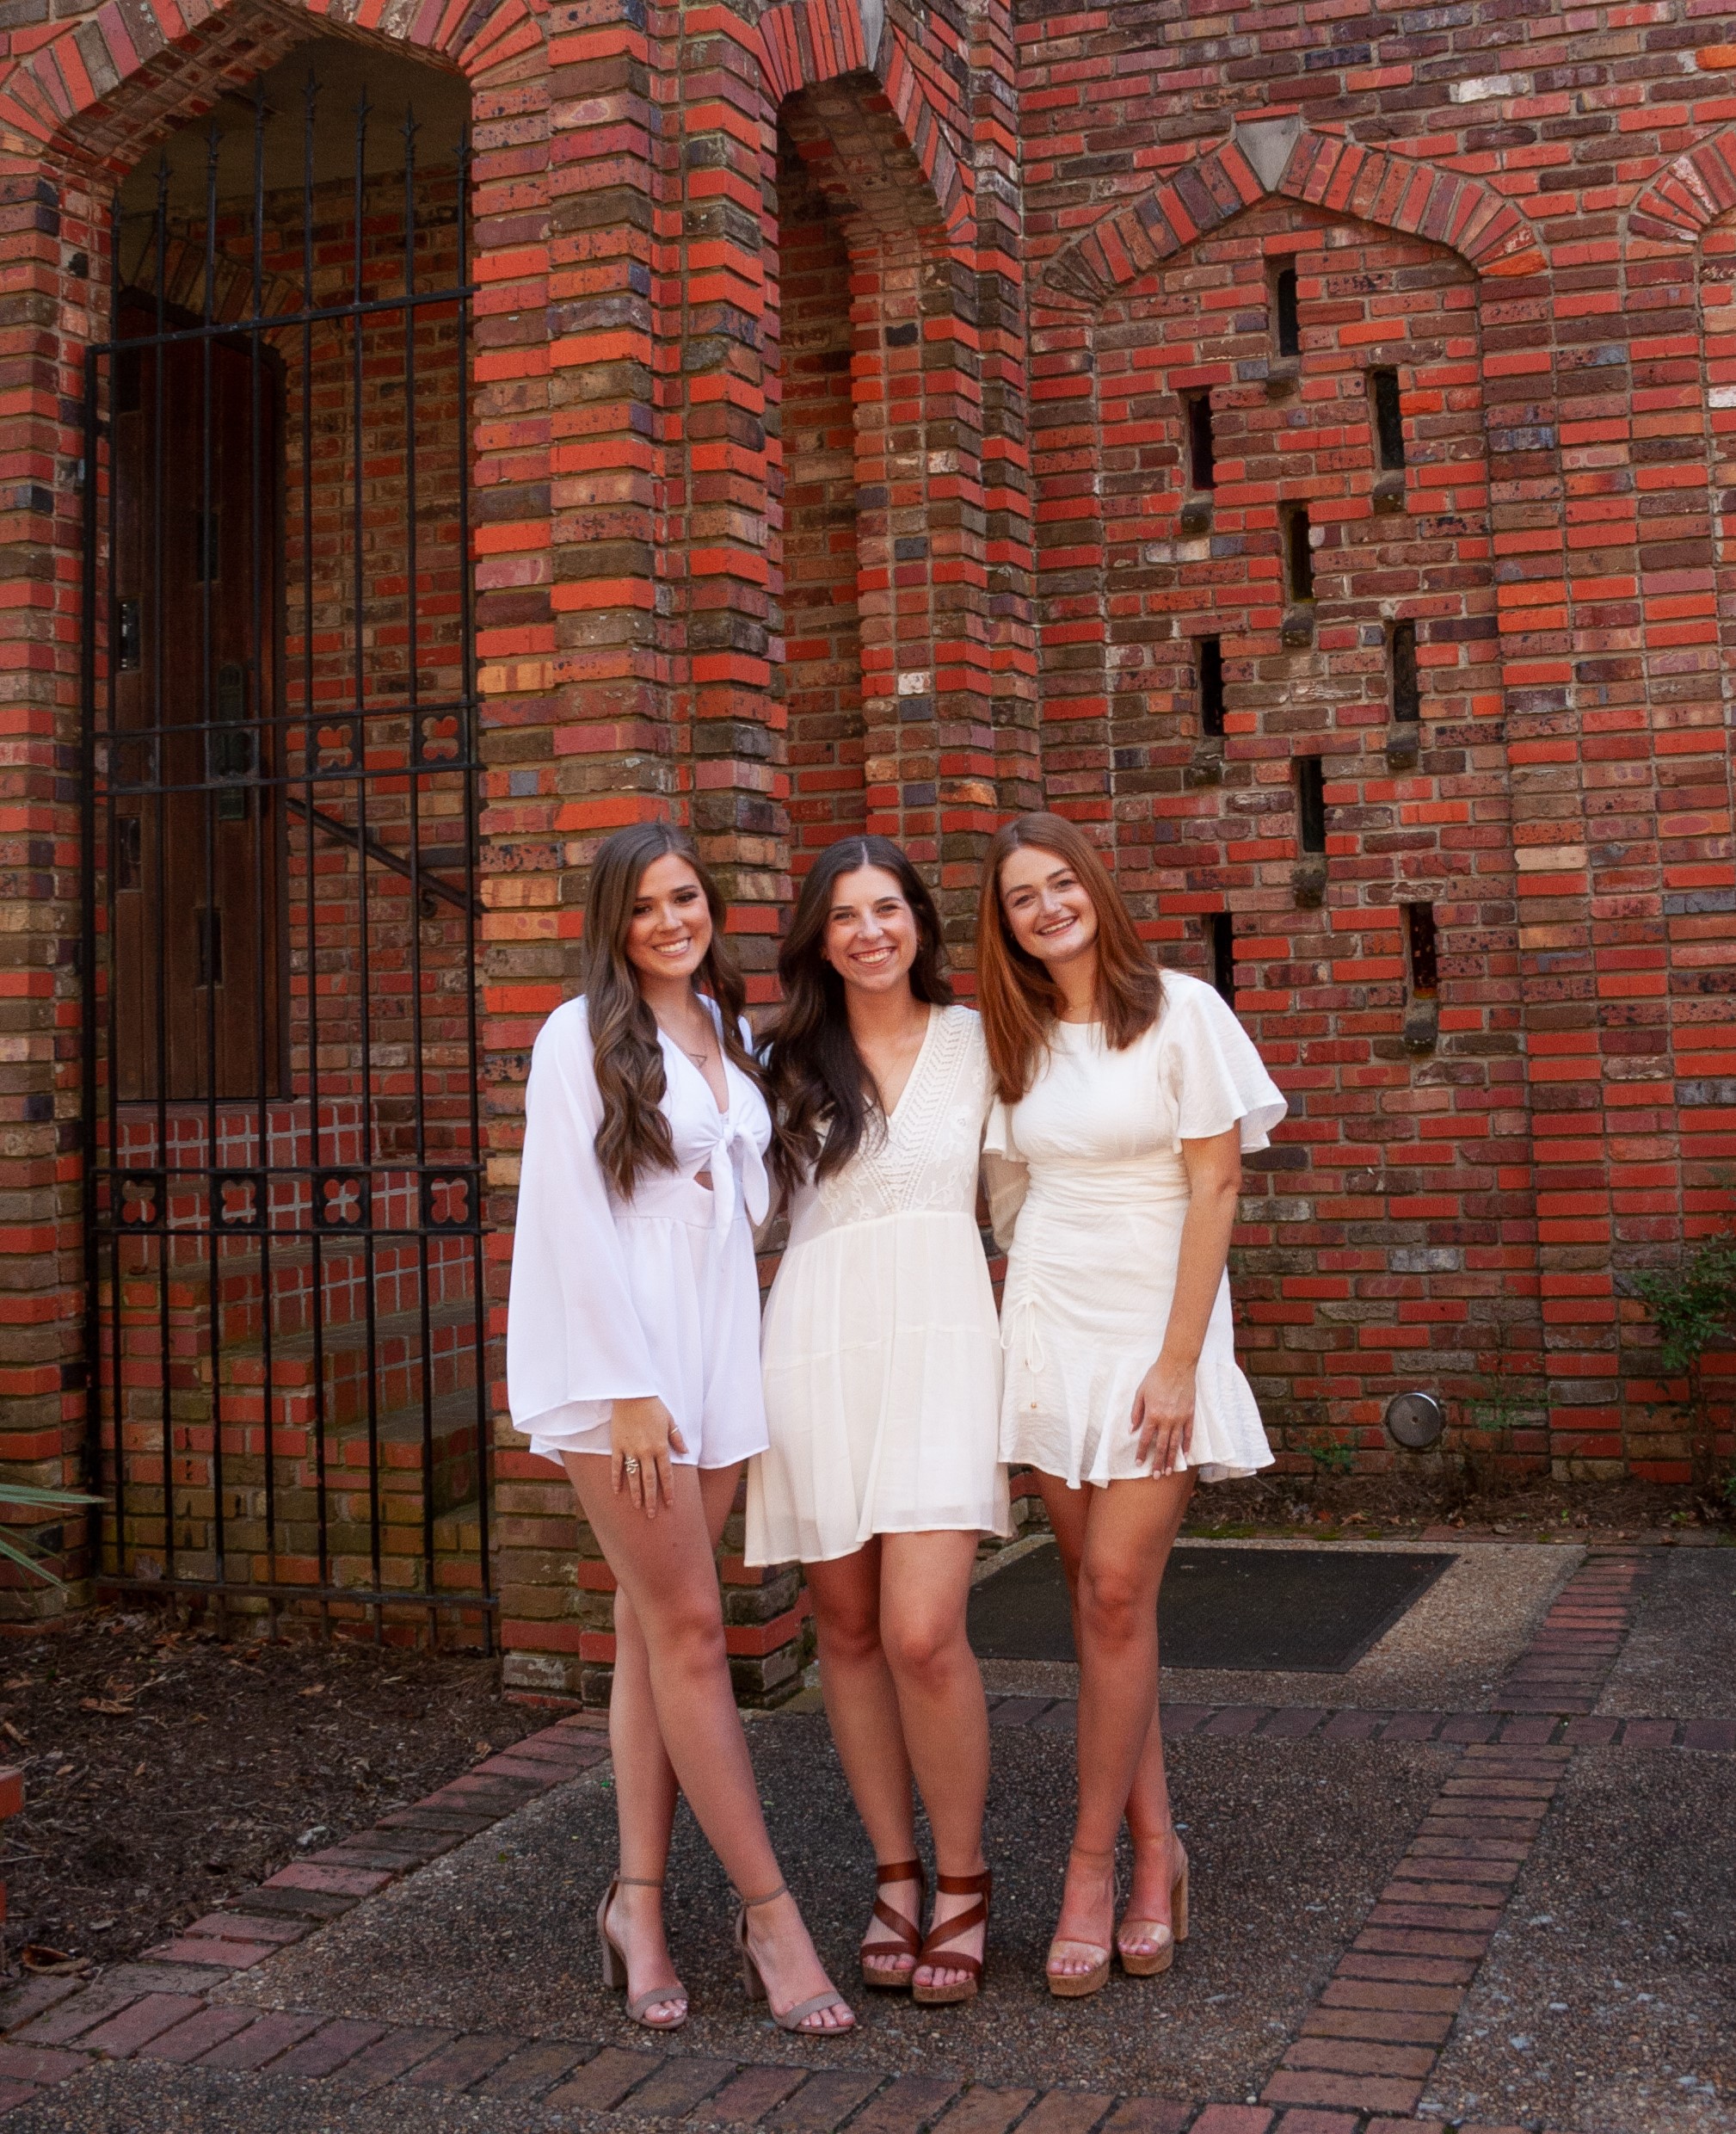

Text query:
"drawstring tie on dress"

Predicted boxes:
[[1000, 1292, 1044, 1378]]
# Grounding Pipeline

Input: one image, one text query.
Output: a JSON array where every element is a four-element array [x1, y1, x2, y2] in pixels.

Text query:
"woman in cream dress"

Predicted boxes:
[[507, 823, 853, 2038], [977, 813, 1285, 1998], [749, 836, 1009, 2006]]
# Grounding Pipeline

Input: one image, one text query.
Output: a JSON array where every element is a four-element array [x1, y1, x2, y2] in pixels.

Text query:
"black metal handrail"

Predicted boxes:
[[286, 795, 481, 917]]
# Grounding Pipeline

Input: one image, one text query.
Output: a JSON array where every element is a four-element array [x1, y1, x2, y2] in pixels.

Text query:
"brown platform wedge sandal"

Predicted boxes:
[[735, 1884, 857, 2034], [1116, 1849, 1189, 1977], [860, 1858, 926, 1989], [911, 1867, 991, 2007], [596, 1876, 688, 2030], [1046, 1844, 1114, 1999]]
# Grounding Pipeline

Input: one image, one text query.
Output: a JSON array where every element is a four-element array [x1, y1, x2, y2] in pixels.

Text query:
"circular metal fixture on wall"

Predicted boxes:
[[1385, 1391, 1446, 1451]]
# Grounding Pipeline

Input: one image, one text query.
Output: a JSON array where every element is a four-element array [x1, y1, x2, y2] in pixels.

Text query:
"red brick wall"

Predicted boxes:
[[1020, 16, 1736, 1485], [1053, 196, 1536, 1478], [774, 123, 865, 873]]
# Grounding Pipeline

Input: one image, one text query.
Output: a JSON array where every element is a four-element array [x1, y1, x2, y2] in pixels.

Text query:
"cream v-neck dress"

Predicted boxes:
[[746, 1004, 1011, 1566], [990, 971, 1288, 1489], [506, 995, 773, 1470]]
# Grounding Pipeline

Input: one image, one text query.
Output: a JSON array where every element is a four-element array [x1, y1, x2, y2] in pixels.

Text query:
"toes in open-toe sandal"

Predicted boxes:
[[1117, 1855, 1189, 1977], [860, 1857, 926, 1990], [1046, 1938, 1111, 1999], [736, 1884, 857, 2035], [911, 1867, 990, 2007], [596, 1875, 689, 2030]]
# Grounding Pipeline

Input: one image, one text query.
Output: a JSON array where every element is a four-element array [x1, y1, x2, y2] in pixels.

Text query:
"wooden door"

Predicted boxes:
[[111, 329, 283, 1102]]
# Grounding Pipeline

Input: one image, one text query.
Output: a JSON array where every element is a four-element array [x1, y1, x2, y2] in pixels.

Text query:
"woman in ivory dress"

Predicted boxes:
[[977, 814, 1286, 1999], [507, 823, 853, 2037], [748, 836, 1010, 2006]]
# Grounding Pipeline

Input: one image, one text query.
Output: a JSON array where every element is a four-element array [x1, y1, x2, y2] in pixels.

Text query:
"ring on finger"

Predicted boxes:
[[622, 1455, 641, 1476]]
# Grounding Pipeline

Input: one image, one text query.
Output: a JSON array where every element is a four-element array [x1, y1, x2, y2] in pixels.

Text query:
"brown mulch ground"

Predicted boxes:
[[0, 1609, 541, 1977], [1184, 1471, 1725, 1539]]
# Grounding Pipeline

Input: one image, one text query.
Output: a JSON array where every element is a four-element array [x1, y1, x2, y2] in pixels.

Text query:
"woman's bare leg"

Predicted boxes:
[[876, 1530, 989, 1995], [566, 1455, 851, 2029], [1037, 1471, 1192, 1980], [574, 1458, 742, 2026], [805, 1542, 922, 1983]]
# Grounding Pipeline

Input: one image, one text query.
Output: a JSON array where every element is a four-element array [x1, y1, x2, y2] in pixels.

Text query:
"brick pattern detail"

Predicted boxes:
[[1630, 124, 1736, 247], [776, 129, 866, 872], [1490, 1551, 1651, 1715], [1042, 131, 1543, 311], [1262, 1739, 1573, 2118]]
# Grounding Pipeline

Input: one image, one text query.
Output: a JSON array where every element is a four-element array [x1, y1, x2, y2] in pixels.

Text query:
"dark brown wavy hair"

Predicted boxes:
[[976, 811, 1163, 1103], [583, 823, 766, 1199], [765, 836, 954, 1188]]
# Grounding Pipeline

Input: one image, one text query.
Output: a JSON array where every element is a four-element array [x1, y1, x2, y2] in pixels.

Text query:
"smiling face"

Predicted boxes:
[[997, 842, 1100, 973], [624, 852, 714, 987], [822, 865, 920, 998]]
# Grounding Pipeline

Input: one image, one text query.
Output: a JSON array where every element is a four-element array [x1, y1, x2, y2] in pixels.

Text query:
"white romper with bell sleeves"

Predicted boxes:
[[506, 995, 773, 1470], [746, 1004, 1011, 1565], [990, 971, 1288, 1489]]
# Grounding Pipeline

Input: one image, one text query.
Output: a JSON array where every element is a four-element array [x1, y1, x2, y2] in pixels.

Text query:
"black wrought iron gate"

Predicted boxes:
[[80, 80, 492, 1644]]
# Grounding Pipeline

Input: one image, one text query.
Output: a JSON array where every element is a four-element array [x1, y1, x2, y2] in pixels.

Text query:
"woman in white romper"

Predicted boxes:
[[976, 813, 1286, 1998], [749, 836, 1009, 2006], [507, 823, 853, 2037]]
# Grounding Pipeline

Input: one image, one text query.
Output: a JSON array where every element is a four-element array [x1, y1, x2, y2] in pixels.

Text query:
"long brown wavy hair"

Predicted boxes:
[[976, 811, 1163, 1103], [583, 823, 766, 1198], [765, 836, 954, 1189]]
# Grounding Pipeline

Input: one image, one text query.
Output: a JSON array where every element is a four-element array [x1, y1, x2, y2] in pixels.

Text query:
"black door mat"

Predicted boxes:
[[968, 1541, 1456, 1674]]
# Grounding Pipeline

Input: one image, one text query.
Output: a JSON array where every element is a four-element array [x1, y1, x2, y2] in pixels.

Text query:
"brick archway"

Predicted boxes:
[[1629, 127, 1736, 246], [1042, 124, 1543, 307], [754, 0, 969, 242], [0, 0, 535, 163]]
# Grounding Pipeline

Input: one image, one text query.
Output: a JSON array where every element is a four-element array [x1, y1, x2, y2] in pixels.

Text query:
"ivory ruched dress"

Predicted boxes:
[[746, 1004, 1011, 1565], [991, 971, 1287, 1488], [506, 996, 773, 1470]]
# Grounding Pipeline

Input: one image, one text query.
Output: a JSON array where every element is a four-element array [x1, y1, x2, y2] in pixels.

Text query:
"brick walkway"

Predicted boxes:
[[0, 1547, 1727, 2133]]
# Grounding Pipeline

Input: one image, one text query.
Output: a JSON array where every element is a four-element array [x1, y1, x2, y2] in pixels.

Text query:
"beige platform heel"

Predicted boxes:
[[1116, 1850, 1189, 1977]]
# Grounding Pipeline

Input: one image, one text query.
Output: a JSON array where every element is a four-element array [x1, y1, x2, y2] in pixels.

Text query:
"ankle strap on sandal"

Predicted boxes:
[[876, 1859, 924, 1885], [934, 1868, 992, 1896], [737, 1883, 788, 1910]]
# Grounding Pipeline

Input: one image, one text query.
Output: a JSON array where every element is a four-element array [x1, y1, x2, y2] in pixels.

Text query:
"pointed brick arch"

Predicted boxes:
[[755, 0, 966, 238], [0, 0, 539, 166], [1042, 128, 1543, 307], [1629, 129, 1736, 246]]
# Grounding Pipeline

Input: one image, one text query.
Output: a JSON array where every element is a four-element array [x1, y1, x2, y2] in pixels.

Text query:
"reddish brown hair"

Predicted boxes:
[[976, 812, 1163, 1102]]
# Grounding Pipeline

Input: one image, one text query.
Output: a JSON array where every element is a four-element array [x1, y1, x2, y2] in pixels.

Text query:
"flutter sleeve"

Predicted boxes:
[[1164, 980, 1288, 1154], [981, 1097, 1029, 1253], [506, 1000, 661, 1440]]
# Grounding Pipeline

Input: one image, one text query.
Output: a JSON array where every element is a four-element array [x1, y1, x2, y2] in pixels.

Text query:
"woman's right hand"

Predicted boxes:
[[610, 1396, 686, 1516]]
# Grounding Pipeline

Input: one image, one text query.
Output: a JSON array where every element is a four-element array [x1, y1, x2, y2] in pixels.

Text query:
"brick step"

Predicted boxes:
[[98, 1298, 480, 1434], [102, 1235, 477, 1343], [115, 1390, 489, 1545], [215, 1298, 481, 1429]]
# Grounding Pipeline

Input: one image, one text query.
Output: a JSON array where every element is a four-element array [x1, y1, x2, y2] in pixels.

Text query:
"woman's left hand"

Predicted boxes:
[[1132, 1354, 1196, 1476]]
